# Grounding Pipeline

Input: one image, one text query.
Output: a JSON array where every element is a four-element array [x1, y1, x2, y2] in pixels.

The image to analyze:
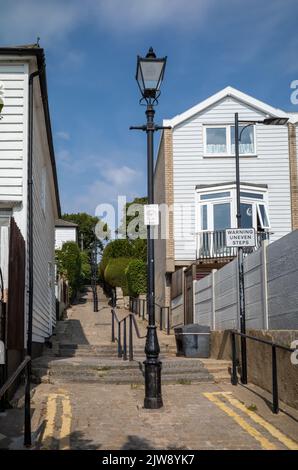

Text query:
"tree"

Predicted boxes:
[[117, 197, 148, 240], [62, 212, 108, 257]]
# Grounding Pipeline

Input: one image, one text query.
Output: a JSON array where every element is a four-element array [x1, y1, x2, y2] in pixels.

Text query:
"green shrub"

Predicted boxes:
[[126, 259, 147, 296], [103, 239, 133, 259], [104, 257, 132, 295], [80, 250, 91, 283], [131, 238, 147, 262], [56, 241, 82, 299], [100, 239, 134, 277]]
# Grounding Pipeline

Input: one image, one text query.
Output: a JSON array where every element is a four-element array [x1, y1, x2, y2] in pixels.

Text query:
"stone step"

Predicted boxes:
[[31, 355, 231, 385], [32, 370, 215, 385]]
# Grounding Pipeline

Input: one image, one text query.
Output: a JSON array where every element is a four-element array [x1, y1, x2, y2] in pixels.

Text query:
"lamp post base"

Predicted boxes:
[[144, 359, 163, 409], [144, 325, 163, 409]]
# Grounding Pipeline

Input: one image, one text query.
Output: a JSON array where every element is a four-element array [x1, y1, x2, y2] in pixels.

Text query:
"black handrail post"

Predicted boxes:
[[167, 307, 170, 336], [129, 314, 133, 361], [118, 322, 122, 358], [142, 299, 145, 320], [160, 307, 163, 331], [231, 332, 238, 386], [111, 309, 115, 343], [24, 361, 31, 447], [272, 345, 279, 414], [123, 318, 127, 361]]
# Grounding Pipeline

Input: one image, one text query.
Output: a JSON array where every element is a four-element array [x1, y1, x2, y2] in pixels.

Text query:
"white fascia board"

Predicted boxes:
[[163, 86, 289, 128], [288, 113, 298, 124]]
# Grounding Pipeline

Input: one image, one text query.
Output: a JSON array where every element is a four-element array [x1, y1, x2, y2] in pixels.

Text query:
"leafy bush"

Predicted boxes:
[[103, 239, 133, 259], [131, 238, 147, 262], [80, 250, 91, 283], [56, 242, 82, 299], [100, 239, 134, 278], [104, 257, 132, 295], [126, 259, 147, 296]]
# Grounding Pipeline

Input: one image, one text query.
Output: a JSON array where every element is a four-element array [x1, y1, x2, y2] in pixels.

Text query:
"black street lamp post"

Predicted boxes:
[[131, 48, 169, 409], [234, 113, 288, 384]]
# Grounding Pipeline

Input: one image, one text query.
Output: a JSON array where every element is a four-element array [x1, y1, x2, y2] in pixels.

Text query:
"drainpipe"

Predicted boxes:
[[24, 64, 44, 447]]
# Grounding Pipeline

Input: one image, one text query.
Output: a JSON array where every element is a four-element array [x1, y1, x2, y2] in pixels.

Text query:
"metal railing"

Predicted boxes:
[[0, 355, 31, 445], [129, 297, 171, 335], [196, 230, 270, 260], [230, 330, 296, 414], [111, 307, 147, 361]]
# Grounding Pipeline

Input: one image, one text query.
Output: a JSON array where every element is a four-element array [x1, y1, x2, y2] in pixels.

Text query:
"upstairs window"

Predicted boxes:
[[231, 125, 254, 154], [204, 124, 255, 156], [206, 127, 227, 154]]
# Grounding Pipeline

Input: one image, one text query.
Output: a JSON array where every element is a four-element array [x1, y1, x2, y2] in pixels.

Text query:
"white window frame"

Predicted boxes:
[[203, 124, 256, 157], [257, 203, 270, 229]]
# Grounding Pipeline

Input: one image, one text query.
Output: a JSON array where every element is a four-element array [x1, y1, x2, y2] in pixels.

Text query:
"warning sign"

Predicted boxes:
[[225, 228, 256, 247]]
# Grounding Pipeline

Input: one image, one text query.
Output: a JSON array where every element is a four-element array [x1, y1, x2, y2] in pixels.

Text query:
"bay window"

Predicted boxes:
[[196, 184, 270, 257]]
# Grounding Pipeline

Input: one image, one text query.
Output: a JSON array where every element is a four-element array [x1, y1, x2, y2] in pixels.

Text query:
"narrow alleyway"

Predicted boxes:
[[0, 287, 298, 450]]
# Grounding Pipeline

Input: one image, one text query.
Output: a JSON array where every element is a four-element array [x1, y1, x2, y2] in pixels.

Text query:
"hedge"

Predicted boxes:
[[104, 257, 132, 295], [126, 259, 147, 296], [100, 239, 134, 277]]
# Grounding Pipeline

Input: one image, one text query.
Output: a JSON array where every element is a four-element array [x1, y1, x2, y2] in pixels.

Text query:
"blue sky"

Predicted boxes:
[[1, 0, 298, 215]]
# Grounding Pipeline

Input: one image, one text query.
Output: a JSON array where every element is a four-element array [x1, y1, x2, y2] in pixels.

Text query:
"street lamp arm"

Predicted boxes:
[[130, 125, 172, 132]]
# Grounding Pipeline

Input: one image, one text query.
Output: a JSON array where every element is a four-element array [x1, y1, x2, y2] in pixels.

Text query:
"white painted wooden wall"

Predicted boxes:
[[55, 227, 77, 249], [0, 63, 27, 204], [0, 59, 59, 344]]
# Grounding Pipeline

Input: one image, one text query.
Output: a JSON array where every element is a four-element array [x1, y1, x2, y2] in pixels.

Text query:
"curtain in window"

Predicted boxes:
[[206, 144, 227, 153]]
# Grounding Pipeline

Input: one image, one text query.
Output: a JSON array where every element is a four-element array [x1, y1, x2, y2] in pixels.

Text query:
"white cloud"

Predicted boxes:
[[0, 0, 84, 45], [56, 131, 70, 141], [0, 0, 212, 46], [103, 165, 138, 186], [66, 163, 142, 214]]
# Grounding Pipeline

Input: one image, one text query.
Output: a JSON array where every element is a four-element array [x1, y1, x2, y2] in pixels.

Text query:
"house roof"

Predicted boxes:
[[0, 44, 61, 216], [163, 86, 289, 128], [55, 219, 78, 228]]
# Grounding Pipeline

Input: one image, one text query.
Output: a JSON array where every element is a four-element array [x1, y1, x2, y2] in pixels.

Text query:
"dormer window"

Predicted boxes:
[[204, 124, 255, 156]]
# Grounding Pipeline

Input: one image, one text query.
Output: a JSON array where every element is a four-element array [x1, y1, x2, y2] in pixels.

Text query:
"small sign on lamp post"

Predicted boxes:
[[144, 204, 159, 226]]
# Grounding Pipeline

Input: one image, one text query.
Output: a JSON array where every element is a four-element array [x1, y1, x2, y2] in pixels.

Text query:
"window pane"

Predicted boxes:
[[240, 191, 263, 199], [201, 191, 230, 200], [201, 205, 207, 230], [213, 203, 231, 231], [258, 204, 270, 228], [240, 203, 253, 228], [231, 125, 254, 154], [206, 127, 227, 153]]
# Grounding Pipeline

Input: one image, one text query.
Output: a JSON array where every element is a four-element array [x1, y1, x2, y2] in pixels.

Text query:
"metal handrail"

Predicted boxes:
[[230, 330, 296, 414], [111, 307, 146, 361], [0, 354, 31, 446], [129, 297, 171, 335], [0, 355, 30, 399], [196, 230, 270, 260]]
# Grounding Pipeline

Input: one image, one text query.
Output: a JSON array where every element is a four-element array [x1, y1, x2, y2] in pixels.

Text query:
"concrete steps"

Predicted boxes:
[[31, 354, 231, 385]]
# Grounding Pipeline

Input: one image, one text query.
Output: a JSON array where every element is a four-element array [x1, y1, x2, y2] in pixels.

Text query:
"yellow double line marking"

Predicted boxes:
[[42, 390, 72, 450], [203, 392, 298, 450]]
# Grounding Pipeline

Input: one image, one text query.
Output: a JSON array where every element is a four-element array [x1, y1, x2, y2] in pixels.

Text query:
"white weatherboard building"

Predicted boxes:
[[154, 86, 298, 326], [55, 219, 78, 250], [0, 45, 60, 368]]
